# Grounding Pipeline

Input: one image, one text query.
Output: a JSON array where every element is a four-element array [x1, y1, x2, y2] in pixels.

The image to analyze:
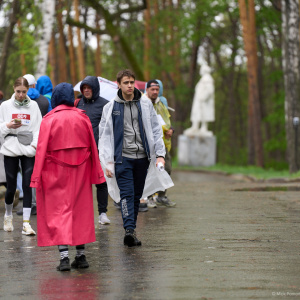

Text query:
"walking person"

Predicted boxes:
[[145, 80, 176, 207], [76, 76, 110, 225], [99, 69, 173, 247], [0, 96, 19, 208], [36, 75, 53, 112], [0, 77, 42, 235], [14, 74, 50, 217], [30, 82, 105, 271]]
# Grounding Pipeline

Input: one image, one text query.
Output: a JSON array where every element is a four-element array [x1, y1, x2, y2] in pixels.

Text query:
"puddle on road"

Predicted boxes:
[[233, 186, 300, 192]]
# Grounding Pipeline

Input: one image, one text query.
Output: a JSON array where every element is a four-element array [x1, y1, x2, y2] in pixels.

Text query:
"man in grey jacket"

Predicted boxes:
[[99, 69, 166, 247]]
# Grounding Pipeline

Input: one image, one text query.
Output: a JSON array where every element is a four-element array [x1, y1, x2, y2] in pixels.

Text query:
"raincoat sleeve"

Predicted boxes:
[[30, 118, 52, 188], [157, 101, 171, 133], [0, 104, 11, 137], [149, 102, 165, 158], [98, 102, 115, 174]]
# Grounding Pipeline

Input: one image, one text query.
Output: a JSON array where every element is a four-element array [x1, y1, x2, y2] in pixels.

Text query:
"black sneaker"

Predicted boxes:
[[139, 202, 148, 212], [133, 232, 142, 246], [71, 255, 89, 269], [16, 209, 23, 216], [124, 229, 142, 247], [56, 257, 71, 271]]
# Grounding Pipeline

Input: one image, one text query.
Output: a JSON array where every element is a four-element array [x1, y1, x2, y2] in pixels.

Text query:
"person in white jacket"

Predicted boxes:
[[0, 77, 42, 235]]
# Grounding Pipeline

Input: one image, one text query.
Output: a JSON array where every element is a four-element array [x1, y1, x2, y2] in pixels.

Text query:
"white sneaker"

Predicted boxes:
[[22, 223, 36, 236], [99, 213, 110, 225], [4, 215, 14, 232]]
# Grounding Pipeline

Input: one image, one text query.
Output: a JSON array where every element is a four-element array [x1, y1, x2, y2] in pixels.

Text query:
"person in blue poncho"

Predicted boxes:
[[36, 75, 53, 112], [23, 74, 49, 117]]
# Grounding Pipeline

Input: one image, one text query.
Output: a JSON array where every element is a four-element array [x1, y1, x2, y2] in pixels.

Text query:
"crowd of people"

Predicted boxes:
[[0, 69, 175, 271]]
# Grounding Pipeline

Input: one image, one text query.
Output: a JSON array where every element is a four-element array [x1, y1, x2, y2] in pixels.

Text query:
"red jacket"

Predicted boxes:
[[31, 105, 105, 246]]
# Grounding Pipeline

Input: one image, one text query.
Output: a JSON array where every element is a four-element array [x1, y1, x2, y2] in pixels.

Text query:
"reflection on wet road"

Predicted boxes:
[[0, 171, 299, 299]]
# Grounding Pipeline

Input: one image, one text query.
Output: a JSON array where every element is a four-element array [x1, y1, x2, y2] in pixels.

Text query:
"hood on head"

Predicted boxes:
[[51, 82, 74, 109], [36, 76, 53, 95], [80, 76, 100, 101], [116, 87, 141, 103], [27, 88, 40, 100], [156, 79, 164, 97]]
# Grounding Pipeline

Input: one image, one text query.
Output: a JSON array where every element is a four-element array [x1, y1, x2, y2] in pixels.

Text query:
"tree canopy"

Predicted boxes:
[[0, 0, 296, 171]]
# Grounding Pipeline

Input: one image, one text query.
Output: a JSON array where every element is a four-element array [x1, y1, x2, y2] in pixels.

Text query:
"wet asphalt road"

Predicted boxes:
[[0, 170, 300, 300]]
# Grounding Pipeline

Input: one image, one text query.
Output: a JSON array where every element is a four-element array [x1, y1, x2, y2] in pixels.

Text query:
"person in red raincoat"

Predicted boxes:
[[30, 82, 105, 271]]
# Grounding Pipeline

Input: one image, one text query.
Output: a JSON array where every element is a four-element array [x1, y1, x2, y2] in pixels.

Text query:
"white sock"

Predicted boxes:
[[58, 245, 69, 259], [23, 208, 31, 225], [5, 204, 13, 216]]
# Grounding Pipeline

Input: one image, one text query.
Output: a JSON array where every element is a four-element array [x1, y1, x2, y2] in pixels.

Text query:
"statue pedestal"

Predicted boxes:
[[178, 134, 216, 167]]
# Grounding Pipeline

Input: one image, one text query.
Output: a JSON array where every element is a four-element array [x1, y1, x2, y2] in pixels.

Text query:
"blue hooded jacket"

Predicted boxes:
[[27, 87, 40, 100], [27, 87, 49, 116], [51, 82, 74, 109], [156, 79, 168, 108], [36, 76, 53, 112]]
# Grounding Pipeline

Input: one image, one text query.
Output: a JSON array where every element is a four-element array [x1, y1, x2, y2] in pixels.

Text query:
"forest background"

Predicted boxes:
[[0, 0, 299, 173]]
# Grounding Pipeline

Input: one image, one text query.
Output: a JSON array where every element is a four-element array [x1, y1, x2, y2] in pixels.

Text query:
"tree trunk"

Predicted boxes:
[[17, 20, 26, 75], [74, 0, 85, 78], [35, 0, 56, 79], [48, 32, 57, 86], [67, 25, 77, 85], [238, 0, 264, 167], [143, 0, 151, 81], [0, 0, 20, 85], [282, 0, 300, 173], [188, 19, 202, 90], [57, 0, 68, 83], [95, 13, 102, 76]]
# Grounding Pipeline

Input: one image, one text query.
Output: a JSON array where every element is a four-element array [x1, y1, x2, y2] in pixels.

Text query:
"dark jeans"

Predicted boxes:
[[115, 157, 149, 230], [96, 181, 108, 214], [4, 155, 34, 208]]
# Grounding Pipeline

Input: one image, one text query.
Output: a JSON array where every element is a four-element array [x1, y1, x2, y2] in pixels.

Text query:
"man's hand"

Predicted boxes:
[[164, 129, 173, 139], [106, 169, 113, 178], [6, 120, 22, 129], [156, 157, 165, 167]]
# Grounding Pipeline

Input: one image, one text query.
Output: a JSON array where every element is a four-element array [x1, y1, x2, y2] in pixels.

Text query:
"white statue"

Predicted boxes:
[[184, 65, 215, 137]]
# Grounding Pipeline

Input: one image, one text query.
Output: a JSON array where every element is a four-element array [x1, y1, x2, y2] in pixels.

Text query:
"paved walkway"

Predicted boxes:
[[0, 171, 299, 299]]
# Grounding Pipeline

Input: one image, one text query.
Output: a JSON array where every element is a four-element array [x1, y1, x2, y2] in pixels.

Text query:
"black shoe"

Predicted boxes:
[[31, 205, 37, 215], [133, 234, 142, 246], [124, 229, 142, 247], [16, 209, 23, 216], [139, 202, 148, 212], [56, 257, 71, 271], [71, 255, 89, 269]]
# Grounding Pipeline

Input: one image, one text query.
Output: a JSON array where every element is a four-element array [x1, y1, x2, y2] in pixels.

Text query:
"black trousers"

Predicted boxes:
[[4, 156, 34, 208], [96, 181, 108, 214]]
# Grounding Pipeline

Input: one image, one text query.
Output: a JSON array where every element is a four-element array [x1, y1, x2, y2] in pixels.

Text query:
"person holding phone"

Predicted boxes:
[[0, 77, 42, 235]]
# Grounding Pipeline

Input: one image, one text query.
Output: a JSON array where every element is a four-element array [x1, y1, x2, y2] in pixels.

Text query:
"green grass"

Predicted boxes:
[[172, 160, 300, 180]]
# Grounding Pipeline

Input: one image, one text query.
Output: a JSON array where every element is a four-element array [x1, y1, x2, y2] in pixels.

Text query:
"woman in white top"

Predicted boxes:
[[0, 77, 42, 235]]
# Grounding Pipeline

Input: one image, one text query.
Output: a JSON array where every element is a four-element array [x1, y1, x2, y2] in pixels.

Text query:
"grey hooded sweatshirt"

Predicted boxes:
[[114, 89, 147, 159]]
